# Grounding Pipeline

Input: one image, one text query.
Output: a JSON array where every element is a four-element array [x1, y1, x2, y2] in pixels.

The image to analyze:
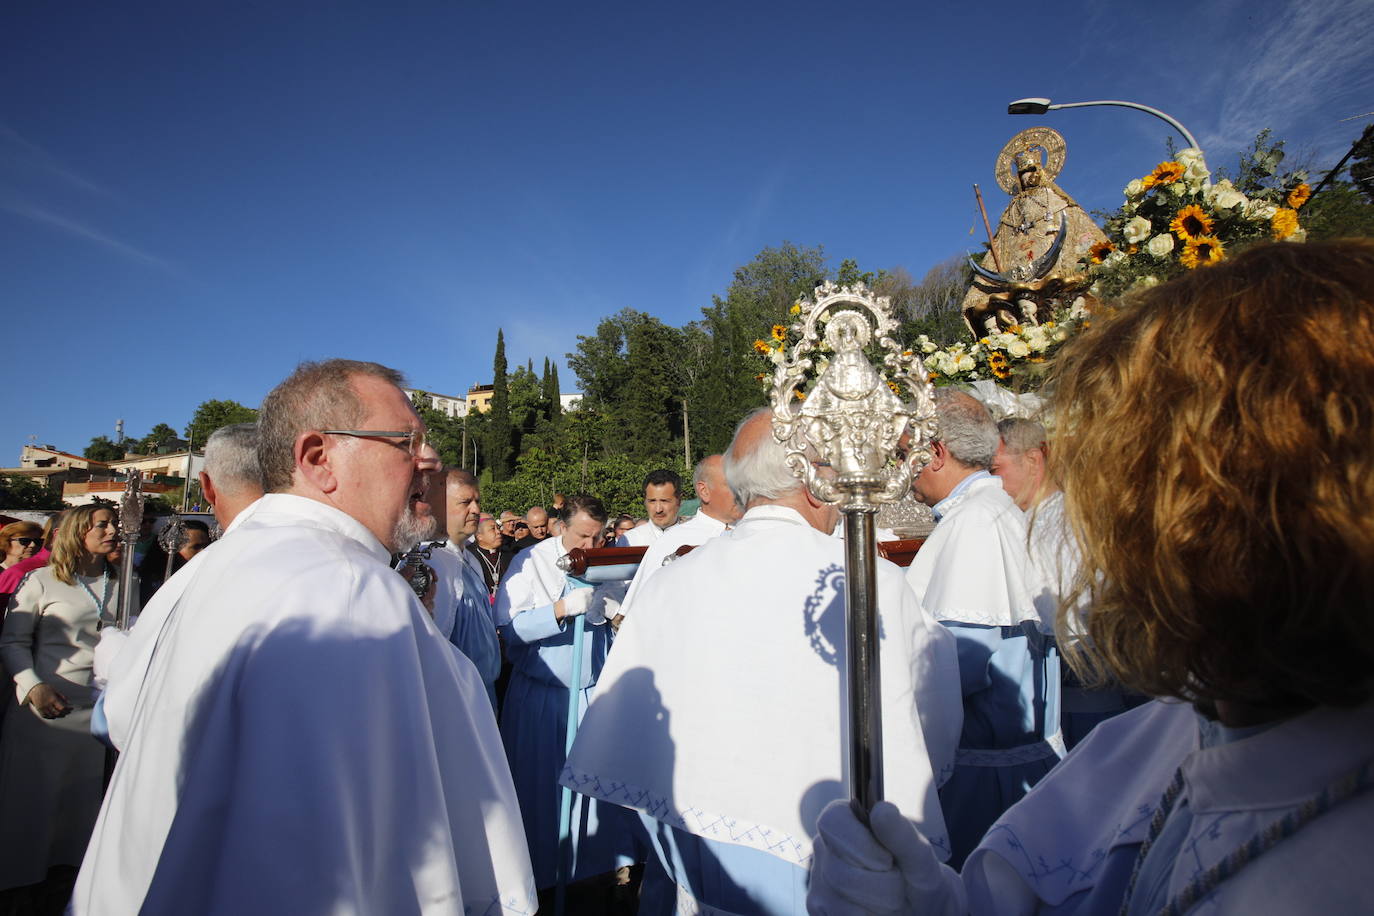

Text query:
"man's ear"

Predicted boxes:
[[926, 440, 947, 473], [295, 431, 338, 493], [199, 471, 219, 511]]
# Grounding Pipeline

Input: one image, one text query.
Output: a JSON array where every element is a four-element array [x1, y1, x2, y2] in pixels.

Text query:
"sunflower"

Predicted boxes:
[[988, 351, 1011, 380], [1150, 161, 1185, 186], [794, 389, 806, 401], [770, 324, 787, 342], [886, 379, 902, 395], [1180, 235, 1225, 269], [1140, 174, 1157, 190], [789, 302, 802, 316], [1272, 207, 1300, 240], [1088, 240, 1115, 264], [754, 372, 768, 383], [1286, 183, 1312, 210], [752, 339, 771, 354], [1170, 205, 1215, 242]]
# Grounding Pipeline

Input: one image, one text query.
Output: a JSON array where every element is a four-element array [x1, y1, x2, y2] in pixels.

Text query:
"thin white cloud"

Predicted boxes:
[[0, 123, 118, 199], [1203, 0, 1374, 162], [1, 199, 175, 272]]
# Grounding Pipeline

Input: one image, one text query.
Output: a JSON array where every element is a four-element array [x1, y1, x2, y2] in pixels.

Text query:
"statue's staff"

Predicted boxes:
[[769, 283, 938, 817]]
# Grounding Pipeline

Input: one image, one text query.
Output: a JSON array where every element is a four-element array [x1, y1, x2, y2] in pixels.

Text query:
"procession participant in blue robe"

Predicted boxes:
[[807, 239, 1374, 914], [563, 409, 962, 915], [425, 468, 502, 710], [905, 389, 1060, 868], [494, 493, 634, 889]]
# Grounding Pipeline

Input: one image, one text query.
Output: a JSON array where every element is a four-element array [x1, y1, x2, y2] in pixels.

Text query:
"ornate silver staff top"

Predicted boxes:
[[768, 281, 939, 818], [116, 471, 145, 630], [770, 281, 938, 509]]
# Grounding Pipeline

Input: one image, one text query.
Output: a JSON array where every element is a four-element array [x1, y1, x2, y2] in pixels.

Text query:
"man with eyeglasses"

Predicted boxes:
[[74, 359, 535, 915]]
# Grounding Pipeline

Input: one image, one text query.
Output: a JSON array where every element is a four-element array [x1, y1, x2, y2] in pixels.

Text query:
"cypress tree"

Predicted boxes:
[[488, 329, 512, 480]]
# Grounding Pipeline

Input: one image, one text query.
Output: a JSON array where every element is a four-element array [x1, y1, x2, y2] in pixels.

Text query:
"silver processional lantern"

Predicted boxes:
[[769, 281, 939, 816], [116, 470, 145, 630]]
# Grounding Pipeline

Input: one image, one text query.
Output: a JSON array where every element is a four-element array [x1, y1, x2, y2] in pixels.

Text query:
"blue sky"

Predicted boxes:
[[3, 0, 1370, 458]]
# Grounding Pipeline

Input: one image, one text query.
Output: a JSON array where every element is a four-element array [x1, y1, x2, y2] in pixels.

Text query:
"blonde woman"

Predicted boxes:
[[0, 504, 130, 894]]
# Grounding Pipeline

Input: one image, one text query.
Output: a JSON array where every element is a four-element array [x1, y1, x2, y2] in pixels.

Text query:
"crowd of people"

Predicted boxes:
[[0, 239, 1369, 914]]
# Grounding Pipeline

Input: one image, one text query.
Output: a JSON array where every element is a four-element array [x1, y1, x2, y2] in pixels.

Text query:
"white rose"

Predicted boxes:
[[1008, 339, 1031, 358], [1104, 250, 1127, 267], [1146, 233, 1175, 258], [953, 353, 976, 373], [1125, 178, 1146, 198], [1176, 148, 1210, 185], [1245, 200, 1278, 221], [1026, 327, 1050, 351], [1168, 181, 1187, 196], [1135, 275, 1160, 289], [1053, 328, 1068, 342], [1123, 216, 1152, 244], [921, 340, 937, 354], [1205, 179, 1246, 211]]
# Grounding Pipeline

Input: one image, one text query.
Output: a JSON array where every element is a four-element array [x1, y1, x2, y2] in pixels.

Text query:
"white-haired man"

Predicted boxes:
[[905, 388, 1058, 867], [75, 359, 534, 914], [563, 408, 961, 914]]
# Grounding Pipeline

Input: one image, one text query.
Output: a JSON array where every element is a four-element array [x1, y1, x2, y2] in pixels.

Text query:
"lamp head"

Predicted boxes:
[[1008, 97, 1052, 115]]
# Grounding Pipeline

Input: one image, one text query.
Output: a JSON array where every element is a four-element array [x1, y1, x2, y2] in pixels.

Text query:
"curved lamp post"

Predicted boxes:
[[1009, 97, 1201, 153]]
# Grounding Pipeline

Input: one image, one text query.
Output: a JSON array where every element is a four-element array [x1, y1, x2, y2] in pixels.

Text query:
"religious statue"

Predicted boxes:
[[961, 127, 1107, 336]]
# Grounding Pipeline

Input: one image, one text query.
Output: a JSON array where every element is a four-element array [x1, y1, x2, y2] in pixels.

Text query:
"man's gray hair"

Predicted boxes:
[[935, 388, 999, 470], [258, 359, 405, 493], [204, 423, 262, 494], [723, 408, 801, 507], [997, 416, 1047, 456]]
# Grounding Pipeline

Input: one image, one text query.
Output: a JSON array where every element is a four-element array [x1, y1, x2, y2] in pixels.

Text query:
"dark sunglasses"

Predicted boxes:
[[13, 538, 41, 547]]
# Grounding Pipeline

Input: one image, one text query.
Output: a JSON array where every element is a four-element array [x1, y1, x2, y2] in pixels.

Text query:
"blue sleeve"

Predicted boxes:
[[500, 603, 564, 645], [941, 622, 1004, 697]]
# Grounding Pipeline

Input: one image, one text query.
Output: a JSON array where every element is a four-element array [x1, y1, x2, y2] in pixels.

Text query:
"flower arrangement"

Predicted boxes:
[[1084, 143, 1309, 299], [916, 304, 1087, 388], [752, 297, 916, 400]]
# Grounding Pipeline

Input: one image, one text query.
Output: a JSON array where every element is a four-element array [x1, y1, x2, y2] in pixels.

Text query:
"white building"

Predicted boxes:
[[404, 388, 470, 419]]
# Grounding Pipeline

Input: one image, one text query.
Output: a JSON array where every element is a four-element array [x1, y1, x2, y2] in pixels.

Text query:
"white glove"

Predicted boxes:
[[92, 627, 131, 691], [560, 587, 593, 619], [585, 582, 628, 626], [808, 800, 966, 916]]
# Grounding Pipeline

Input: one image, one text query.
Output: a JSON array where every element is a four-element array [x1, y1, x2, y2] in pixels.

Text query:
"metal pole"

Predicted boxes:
[[842, 505, 883, 816], [1048, 99, 1201, 152]]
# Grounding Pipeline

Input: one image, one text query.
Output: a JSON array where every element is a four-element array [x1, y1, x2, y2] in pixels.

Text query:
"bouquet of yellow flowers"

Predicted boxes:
[[1084, 139, 1310, 299]]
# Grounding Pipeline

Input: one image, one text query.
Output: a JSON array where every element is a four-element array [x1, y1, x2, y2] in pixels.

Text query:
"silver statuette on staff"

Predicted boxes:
[[769, 282, 938, 818], [116, 470, 145, 630]]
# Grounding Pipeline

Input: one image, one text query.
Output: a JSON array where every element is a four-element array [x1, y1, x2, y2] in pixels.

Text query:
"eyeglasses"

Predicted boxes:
[[321, 429, 428, 457], [13, 537, 40, 547]]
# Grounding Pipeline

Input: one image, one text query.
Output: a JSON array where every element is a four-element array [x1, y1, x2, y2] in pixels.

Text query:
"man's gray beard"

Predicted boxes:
[[391, 505, 439, 553]]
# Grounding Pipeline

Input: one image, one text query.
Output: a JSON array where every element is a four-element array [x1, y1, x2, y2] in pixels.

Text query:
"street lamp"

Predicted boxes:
[[1008, 97, 1201, 153]]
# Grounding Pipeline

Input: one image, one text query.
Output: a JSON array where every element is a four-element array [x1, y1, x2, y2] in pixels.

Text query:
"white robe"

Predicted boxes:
[[618, 510, 728, 618], [72, 494, 535, 915], [563, 504, 963, 867], [97, 498, 266, 753], [905, 475, 1041, 628], [615, 517, 679, 548]]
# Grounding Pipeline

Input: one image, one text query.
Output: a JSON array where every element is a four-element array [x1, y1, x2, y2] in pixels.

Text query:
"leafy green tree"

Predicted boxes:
[[0, 475, 64, 509], [692, 242, 828, 455], [137, 423, 181, 454], [84, 435, 125, 462], [487, 330, 512, 481], [184, 400, 258, 448]]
